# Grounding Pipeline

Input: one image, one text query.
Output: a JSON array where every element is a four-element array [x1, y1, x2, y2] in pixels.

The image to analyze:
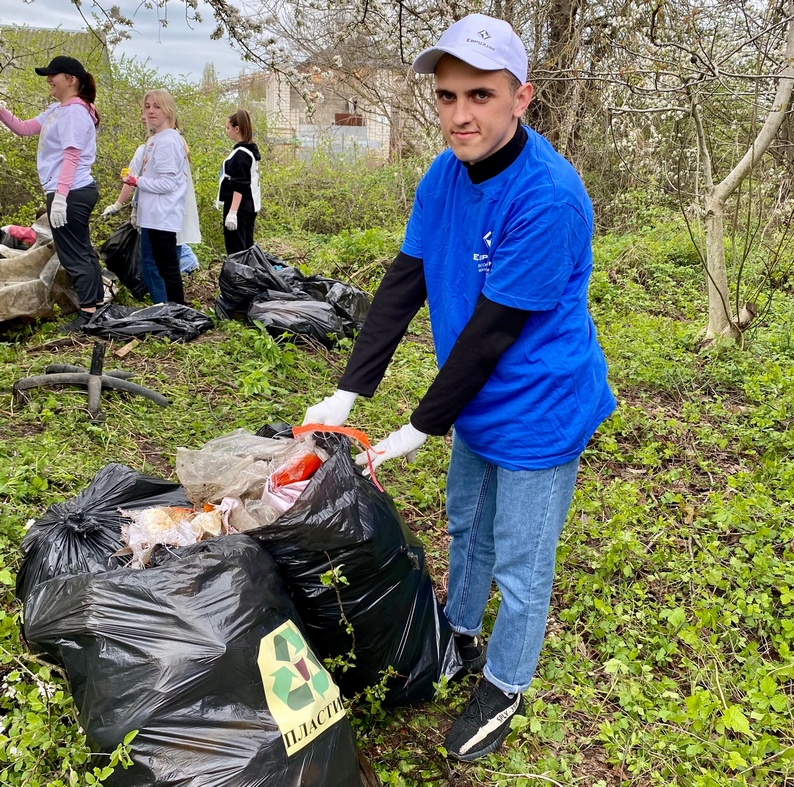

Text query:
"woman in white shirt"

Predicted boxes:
[[102, 116, 168, 302], [0, 55, 102, 331], [122, 90, 188, 305]]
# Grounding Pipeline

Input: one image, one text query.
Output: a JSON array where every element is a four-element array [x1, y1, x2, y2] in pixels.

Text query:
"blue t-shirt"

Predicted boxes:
[[401, 126, 615, 470]]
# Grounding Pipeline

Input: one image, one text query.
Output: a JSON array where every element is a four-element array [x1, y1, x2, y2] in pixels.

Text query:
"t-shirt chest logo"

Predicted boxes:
[[473, 230, 493, 273]]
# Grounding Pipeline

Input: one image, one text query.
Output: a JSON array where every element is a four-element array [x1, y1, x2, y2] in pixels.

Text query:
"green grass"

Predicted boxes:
[[1, 218, 793, 786]]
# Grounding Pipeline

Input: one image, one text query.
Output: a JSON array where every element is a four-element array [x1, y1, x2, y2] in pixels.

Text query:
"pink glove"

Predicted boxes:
[[122, 174, 138, 187]]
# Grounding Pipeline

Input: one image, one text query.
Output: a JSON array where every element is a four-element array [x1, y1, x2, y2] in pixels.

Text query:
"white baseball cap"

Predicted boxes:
[[412, 14, 528, 84]]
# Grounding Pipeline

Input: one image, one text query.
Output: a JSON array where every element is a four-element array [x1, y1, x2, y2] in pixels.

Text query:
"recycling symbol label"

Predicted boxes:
[[258, 620, 346, 756]]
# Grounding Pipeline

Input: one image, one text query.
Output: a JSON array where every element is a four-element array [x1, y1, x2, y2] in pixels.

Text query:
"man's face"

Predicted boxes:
[[434, 55, 533, 164]]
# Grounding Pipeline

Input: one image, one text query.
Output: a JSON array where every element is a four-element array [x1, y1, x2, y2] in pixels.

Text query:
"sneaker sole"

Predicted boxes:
[[448, 732, 507, 762], [446, 695, 525, 762]]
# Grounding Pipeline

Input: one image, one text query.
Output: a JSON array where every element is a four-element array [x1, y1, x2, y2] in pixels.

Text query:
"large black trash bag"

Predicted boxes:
[[215, 245, 371, 344], [16, 462, 189, 605], [250, 435, 459, 706], [323, 282, 370, 336], [289, 275, 370, 338], [215, 245, 292, 320], [99, 222, 147, 301], [24, 536, 360, 787], [83, 303, 213, 341], [248, 297, 345, 348], [272, 265, 308, 291]]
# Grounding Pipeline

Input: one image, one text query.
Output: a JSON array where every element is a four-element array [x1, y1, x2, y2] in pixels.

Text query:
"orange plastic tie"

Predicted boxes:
[[292, 424, 384, 492]]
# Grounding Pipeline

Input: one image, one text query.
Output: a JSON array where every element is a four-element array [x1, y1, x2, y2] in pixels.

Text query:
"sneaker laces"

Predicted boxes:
[[462, 681, 512, 721]]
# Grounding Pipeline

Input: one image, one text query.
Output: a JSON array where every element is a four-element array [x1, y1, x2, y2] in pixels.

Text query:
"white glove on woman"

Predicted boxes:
[[49, 193, 68, 229], [355, 423, 428, 473], [102, 201, 124, 217], [225, 210, 238, 231], [302, 389, 358, 426]]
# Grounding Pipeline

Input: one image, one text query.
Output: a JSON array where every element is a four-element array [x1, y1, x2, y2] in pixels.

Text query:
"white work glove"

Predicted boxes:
[[302, 389, 358, 426], [130, 204, 139, 229], [355, 423, 428, 473], [102, 201, 124, 217], [225, 210, 238, 231], [49, 193, 68, 229]]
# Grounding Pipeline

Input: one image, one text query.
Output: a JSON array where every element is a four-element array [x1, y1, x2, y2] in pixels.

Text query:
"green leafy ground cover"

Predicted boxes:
[[0, 219, 792, 786]]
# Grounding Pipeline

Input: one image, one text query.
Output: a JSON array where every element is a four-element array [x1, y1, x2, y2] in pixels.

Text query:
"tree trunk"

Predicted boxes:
[[703, 192, 740, 340], [697, 4, 794, 342]]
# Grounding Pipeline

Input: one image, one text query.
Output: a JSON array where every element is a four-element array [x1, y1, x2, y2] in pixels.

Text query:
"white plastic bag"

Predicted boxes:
[[175, 429, 327, 527]]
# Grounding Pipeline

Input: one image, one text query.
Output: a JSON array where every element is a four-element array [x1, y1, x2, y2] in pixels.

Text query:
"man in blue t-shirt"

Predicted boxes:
[[303, 13, 615, 761]]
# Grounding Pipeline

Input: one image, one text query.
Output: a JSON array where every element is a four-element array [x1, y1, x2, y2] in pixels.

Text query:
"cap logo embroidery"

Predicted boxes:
[[478, 29, 491, 40], [466, 36, 496, 52]]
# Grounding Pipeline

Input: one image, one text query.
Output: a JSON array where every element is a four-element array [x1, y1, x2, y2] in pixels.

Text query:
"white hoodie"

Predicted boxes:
[[136, 128, 187, 234]]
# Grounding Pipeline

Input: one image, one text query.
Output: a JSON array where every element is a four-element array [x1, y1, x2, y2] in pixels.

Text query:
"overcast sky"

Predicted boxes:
[[0, 0, 253, 82]]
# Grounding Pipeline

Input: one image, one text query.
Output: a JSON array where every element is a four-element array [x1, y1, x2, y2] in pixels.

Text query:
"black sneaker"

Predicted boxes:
[[62, 310, 92, 333], [444, 679, 525, 762], [455, 633, 486, 674]]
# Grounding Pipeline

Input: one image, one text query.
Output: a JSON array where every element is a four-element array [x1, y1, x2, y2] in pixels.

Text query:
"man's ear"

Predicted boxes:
[[513, 82, 534, 117]]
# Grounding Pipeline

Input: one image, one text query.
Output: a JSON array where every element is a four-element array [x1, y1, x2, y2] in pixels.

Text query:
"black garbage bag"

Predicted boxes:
[[83, 303, 213, 341], [271, 265, 308, 291], [24, 536, 360, 787], [247, 298, 345, 348], [250, 435, 459, 706], [287, 275, 370, 338], [99, 222, 147, 301], [323, 282, 370, 336], [215, 245, 371, 344], [16, 462, 189, 606], [215, 246, 291, 320]]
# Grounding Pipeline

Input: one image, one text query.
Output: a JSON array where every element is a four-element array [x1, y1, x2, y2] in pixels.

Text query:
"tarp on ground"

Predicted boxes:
[[0, 243, 78, 321]]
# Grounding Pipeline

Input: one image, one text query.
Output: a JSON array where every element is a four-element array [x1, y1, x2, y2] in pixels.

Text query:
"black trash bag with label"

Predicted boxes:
[[16, 463, 190, 606], [98, 222, 147, 301], [247, 297, 345, 348], [83, 303, 213, 341], [215, 245, 291, 320], [23, 535, 360, 787], [250, 434, 460, 706]]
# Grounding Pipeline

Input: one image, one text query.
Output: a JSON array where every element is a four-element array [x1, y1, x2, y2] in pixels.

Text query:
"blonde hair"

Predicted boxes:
[[142, 89, 179, 131]]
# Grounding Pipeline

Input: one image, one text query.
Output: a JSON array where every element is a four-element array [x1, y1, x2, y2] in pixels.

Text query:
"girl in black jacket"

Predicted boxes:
[[217, 109, 261, 254]]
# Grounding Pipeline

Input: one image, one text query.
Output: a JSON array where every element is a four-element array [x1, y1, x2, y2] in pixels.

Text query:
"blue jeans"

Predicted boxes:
[[444, 432, 580, 694], [139, 228, 168, 303]]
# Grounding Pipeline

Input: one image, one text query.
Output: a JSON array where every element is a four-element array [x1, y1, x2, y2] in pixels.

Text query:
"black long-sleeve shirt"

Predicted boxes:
[[339, 124, 531, 436], [219, 142, 261, 210]]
